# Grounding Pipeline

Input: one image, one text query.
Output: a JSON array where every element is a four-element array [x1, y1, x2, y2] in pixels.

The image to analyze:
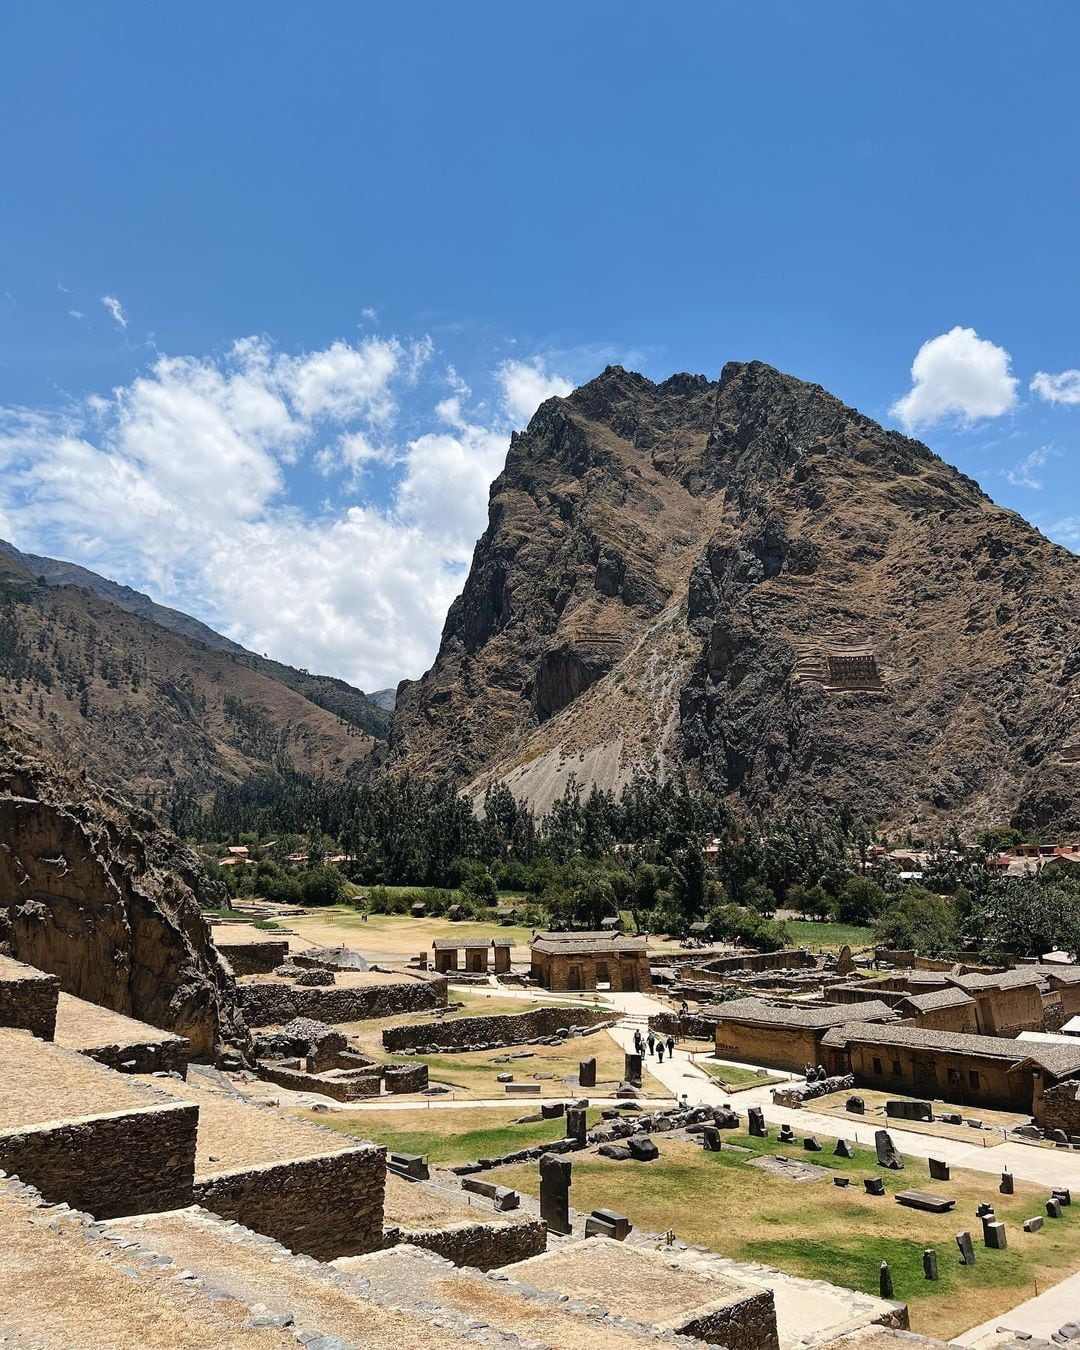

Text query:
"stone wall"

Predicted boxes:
[[383, 1062, 429, 1093], [216, 940, 290, 976], [78, 1035, 190, 1078], [0, 1102, 197, 1219], [1035, 1078, 1080, 1133], [390, 1217, 547, 1270], [674, 1287, 779, 1350], [690, 949, 816, 979], [648, 1010, 720, 1040], [0, 963, 59, 1040], [382, 1005, 613, 1052], [256, 1060, 383, 1100], [240, 972, 447, 1027], [193, 1144, 386, 1261], [713, 1018, 826, 1074]]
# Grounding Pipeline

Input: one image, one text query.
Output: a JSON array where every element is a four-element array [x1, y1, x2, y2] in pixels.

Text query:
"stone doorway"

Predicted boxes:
[[567, 964, 583, 991]]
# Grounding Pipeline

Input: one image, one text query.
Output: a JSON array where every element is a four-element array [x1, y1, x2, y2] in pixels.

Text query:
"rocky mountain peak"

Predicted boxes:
[[390, 359, 1080, 832]]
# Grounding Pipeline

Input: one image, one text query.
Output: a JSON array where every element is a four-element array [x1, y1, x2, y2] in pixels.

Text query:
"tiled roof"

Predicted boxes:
[[530, 933, 647, 956], [949, 968, 1047, 993], [429, 939, 507, 950], [821, 1020, 1080, 1078], [1029, 964, 1080, 986], [899, 988, 975, 1013], [714, 997, 896, 1029]]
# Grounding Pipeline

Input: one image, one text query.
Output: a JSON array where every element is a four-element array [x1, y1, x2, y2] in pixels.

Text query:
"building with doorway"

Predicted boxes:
[[432, 936, 513, 975], [711, 997, 896, 1074], [529, 932, 651, 992]]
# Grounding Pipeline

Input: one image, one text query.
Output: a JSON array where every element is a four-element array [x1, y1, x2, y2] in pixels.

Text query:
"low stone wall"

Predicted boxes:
[[240, 972, 447, 1027], [1037, 1079, 1080, 1134], [382, 1005, 613, 1053], [193, 1144, 386, 1261], [648, 1011, 720, 1040], [390, 1217, 547, 1270], [77, 1035, 190, 1078], [771, 1074, 854, 1108], [0, 962, 60, 1040], [0, 1102, 197, 1219], [690, 949, 816, 979], [674, 1287, 778, 1350], [216, 940, 290, 976], [383, 1062, 429, 1093], [256, 1060, 383, 1100]]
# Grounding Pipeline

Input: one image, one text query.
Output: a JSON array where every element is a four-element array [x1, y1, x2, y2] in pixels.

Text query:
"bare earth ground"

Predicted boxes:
[[0, 1029, 167, 1130], [488, 1132, 1080, 1338], [810, 1087, 1023, 1146], [283, 908, 536, 961], [52, 991, 186, 1051], [0, 1188, 287, 1350], [383, 1171, 525, 1229], [145, 1072, 360, 1172]]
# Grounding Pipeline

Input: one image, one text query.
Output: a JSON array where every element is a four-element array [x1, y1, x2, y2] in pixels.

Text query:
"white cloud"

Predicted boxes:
[[101, 294, 128, 329], [890, 326, 1018, 430], [1004, 444, 1058, 491], [68, 309, 83, 320], [498, 358, 572, 427], [1030, 369, 1080, 406], [0, 333, 560, 690]]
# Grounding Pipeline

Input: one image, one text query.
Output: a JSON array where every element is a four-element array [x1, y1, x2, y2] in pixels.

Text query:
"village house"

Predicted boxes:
[[821, 1020, 1080, 1120], [711, 997, 896, 1074], [894, 986, 978, 1033], [432, 936, 513, 975], [530, 932, 651, 992]]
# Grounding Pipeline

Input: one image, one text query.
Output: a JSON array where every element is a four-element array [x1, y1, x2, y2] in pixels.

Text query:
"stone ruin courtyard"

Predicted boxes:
[[1, 915, 1079, 1348]]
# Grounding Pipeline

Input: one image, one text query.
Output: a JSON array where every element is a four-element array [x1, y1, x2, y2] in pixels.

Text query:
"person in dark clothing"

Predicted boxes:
[[646, 1033, 656, 1056], [666, 1034, 675, 1058], [656, 1042, 665, 1063], [634, 1029, 644, 1055]]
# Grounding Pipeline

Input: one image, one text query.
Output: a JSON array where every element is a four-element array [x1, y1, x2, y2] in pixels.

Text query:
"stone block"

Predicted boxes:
[[539, 1153, 572, 1235], [803, 1136, 822, 1152], [864, 1177, 885, 1196], [885, 1099, 932, 1122], [584, 1208, 632, 1241], [702, 1126, 722, 1152], [874, 1129, 904, 1170], [624, 1052, 643, 1087], [999, 1171, 1014, 1195], [597, 1144, 632, 1161], [627, 1134, 659, 1162], [540, 1102, 564, 1120], [984, 1221, 1007, 1249], [847, 1096, 865, 1114], [504, 1083, 541, 1095], [578, 1057, 596, 1088], [747, 1106, 767, 1137], [1047, 1197, 1064, 1219], [923, 1248, 938, 1280], [387, 1152, 429, 1180], [1024, 1216, 1043, 1233], [929, 1157, 950, 1182], [834, 1139, 854, 1159], [956, 1230, 975, 1265]]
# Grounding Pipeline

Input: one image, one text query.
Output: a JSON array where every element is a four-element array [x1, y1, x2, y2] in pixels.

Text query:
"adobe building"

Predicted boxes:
[[530, 931, 651, 992], [821, 1020, 1080, 1118], [948, 968, 1047, 1036], [432, 936, 512, 975], [712, 997, 895, 1074], [894, 987, 978, 1033]]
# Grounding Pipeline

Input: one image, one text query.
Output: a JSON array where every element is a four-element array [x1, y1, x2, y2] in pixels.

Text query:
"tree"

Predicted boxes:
[[835, 876, 886, 924], [742, 878, 777, 917], [979, 874, 1080, 959], [799, 884, 833, 921], [874, 887, 961, 957]]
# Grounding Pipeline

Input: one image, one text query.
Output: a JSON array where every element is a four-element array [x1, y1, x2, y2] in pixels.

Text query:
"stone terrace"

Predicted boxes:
[[144, 1070, 386, 1259], [53, 991, 190, 1075], [0, 951, 59, 1039], [0, 1028, 198, 1218], [507, 1238, 778, 1349], [0, 1177, 296, 1350]]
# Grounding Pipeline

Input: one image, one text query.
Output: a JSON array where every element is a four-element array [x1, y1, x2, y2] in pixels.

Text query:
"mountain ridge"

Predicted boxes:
[[389, 360, 1080, 832]]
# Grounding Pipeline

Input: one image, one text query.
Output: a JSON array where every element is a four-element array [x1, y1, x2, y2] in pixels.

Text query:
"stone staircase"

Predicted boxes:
[[105, 1205, 708, 1349]]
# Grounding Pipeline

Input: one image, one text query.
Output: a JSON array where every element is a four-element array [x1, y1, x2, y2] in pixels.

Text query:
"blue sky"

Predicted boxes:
[[1, 3, 1078, 689]]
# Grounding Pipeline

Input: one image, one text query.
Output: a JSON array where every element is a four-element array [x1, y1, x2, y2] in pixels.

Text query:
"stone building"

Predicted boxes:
[[821, 1020, 1080, 1118], [895, 987, 978, 1033], [712, 997, 896, 1074], [432, 936, 512, 975], [948, 968, 1047, 1036], [530, 932, 651, 992]]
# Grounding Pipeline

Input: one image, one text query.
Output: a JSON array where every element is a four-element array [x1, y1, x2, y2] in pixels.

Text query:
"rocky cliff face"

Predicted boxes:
[[0, 725, 249, 1060], [390, 362, 1080, 832]]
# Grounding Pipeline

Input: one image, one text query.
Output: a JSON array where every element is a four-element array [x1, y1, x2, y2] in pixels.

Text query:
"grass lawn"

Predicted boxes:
[[488, 1131, 1079, 1337], [810, 1087, 1022, 1146], [696, 1060, 786, 1091], [367, 1032, 668, 1101], [300, 1104, 604, 1165], [784, 920, 874, 951]]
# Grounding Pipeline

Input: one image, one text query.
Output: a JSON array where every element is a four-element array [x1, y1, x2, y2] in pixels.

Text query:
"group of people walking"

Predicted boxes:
[[634, 1027, 676, 1063]]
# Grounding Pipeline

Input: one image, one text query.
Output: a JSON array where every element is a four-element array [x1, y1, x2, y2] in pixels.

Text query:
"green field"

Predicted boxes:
[[696, 1060, 785, 1090], [784, 920, 874, 950], [302, 1104, 603, 1164], [489, 1130, 1080, 1337]]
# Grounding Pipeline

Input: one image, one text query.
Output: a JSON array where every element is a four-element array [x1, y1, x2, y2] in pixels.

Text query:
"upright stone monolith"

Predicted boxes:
[[955, 1231, 975, 1265], [929, 1157, 950, 1182], [624, 1052, 643, 1087], [566, 1106, 587, 1148], [579, 1057, 596, 1089], [748, 1106, 767, 1138], [874, 1129, 904, 1170], [922, 1248, 938, 1280], [539, 1153, 572, 1235], [999, 1170, 1014, 1195], [879, 1261, 893, 1298], [834, 1139, 854, 1159]]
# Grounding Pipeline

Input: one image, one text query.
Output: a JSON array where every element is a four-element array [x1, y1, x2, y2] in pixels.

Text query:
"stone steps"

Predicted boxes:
[[0, 1177, 296, 1349], [107, 1204, 707, 1349]]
